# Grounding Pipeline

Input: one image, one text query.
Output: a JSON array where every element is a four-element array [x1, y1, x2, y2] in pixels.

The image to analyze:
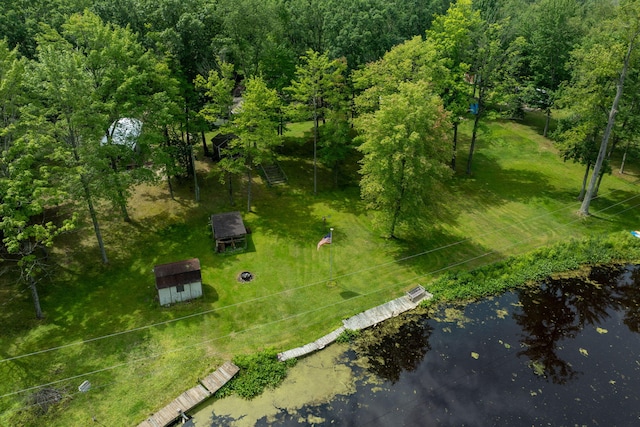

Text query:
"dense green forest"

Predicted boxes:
[[4, 0, 639, 296], [2, 0, 640, 425]]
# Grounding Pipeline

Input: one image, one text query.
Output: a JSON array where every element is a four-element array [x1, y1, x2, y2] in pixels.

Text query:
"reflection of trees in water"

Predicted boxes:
[[616, 266, 640, 333], [354, 313, 432, 384], [513, 265, 626, 384]]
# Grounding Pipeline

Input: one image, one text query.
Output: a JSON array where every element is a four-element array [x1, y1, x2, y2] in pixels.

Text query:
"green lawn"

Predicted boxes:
[[1, 112, 639, 426]]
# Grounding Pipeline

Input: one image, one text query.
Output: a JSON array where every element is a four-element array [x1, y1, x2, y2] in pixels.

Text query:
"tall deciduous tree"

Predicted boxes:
[[29, 39, 110, 263], [0, 40, 21, 155], [322, 0, 401, 69], [224, 76, 281, 212], [466, 18, 525, 175], [216, 0, 281, 76], [1, 41, 75, 318], [61, 12, 151, 222], [578, 0, 640, 216], [352, 36, 441, 113], [195, 61, 235, 125], [0, 0, 91, 58], [28, 12, 178, 262], [195, 60, 236, 201], [521, 0, 581, 137], [426, 0, 483, 170], [0, 127, 76, 319], [355, 80, 451, 238], [287, 50, 346, 194], [552, 114, 601, 200]]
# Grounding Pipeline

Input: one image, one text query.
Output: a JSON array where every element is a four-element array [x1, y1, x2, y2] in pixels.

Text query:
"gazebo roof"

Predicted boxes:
[[211, 211, 247, 239]]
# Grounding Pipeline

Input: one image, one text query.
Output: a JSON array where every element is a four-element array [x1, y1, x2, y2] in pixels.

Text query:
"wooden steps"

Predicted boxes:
[[260, 162, 287, 185]]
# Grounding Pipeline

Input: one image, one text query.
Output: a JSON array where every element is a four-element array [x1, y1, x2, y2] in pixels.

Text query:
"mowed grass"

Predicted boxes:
[[1, 112, 639, 426]]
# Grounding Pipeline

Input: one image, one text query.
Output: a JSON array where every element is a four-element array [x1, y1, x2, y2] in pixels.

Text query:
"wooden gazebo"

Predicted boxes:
[[210, 211, 247, 253], [210, 133, 237, 161]]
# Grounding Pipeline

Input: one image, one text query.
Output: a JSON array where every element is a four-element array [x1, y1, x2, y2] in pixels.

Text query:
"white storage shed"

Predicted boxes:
[[154, 258, 203, 306]]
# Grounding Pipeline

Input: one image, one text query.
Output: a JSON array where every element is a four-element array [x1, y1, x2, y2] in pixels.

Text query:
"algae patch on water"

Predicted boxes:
[[191, 343, 357, 426]]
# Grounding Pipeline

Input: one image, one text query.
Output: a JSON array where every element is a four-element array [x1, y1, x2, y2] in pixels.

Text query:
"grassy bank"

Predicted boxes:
[[1, 112, 639, 426]]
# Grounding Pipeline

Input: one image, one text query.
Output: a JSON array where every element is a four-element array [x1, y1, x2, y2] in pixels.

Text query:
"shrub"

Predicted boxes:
[[336, 329, 360, 343], [216, 349, 296, 399]]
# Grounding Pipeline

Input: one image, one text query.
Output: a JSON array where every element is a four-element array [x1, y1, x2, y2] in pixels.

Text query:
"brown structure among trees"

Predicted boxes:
[[211, 211, 248, 253]]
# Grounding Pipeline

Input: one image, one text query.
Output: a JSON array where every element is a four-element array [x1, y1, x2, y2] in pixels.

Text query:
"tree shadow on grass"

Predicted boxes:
[[456, 152, 560, 205], [582, 189, 640, 228], [519, 110, 559, 137]]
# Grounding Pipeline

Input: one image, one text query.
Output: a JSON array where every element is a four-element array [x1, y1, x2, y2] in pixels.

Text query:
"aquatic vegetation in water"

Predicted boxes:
[[496, 308, 509, 318], [529, 360, 546, 377]]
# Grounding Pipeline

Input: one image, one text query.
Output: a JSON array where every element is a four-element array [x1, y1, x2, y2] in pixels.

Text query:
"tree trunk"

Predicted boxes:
[[313, 100, 318, 194], [228, 171, 234, 206], [579, 30, 638, 216], [451, 122, 458, 170], [68, 124, 108, 263], [167, 175, 174, 200], [608, 112, 630, 159], [163, 127, 175, 200], [191, 144, 200, 202], [82, 177, 108, 264], [28, 275, 43, 319], [543, 108, 551, 138], [246, 168, 252, 213], [389, 159, 406, 238], [117, 188, 131, 222], [620, 141, 629, 174], [595, 166, 605, 197], [109, 158, 131, 222], [466, 110, 482, 175], [201, 130, 210, 157], [577, 161, 590, 201]]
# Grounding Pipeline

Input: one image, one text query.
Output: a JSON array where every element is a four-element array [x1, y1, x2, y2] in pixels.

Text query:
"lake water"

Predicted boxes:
[[192, 264, 640, 426]]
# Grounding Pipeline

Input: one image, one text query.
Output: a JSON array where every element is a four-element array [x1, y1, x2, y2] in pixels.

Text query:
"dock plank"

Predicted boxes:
[[278, 291, 432, 362], [200, 361, 239, 394], [137, 362, 239, 427]]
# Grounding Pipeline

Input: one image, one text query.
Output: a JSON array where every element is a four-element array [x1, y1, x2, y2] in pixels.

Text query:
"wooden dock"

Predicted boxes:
[[137, 361, 239, 427], [278, 326, 346, 361], [278, 290, 432, 362], [199, 361, 239, 395], [342, 295, 419, 330]]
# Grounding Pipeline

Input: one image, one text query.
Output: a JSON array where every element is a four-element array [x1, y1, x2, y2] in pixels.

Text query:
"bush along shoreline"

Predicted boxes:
[[216, 231, 640, 399], [426, 231, 640, 304]]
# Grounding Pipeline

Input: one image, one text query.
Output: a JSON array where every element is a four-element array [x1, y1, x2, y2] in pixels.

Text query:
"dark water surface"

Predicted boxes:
[[202, 265, 640, 426]]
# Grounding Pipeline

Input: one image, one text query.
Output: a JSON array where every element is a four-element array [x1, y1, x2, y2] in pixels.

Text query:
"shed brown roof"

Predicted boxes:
[[154, 258, 201, 289], [211, 211, 247, 239]]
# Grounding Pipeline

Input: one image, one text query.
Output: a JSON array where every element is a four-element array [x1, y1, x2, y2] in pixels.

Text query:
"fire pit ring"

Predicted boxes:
[[238, 271, 254, 283]]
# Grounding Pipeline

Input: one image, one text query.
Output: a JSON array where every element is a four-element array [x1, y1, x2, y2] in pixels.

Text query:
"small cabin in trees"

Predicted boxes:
[[210, 133, 237, 161], [211, 211, 248, 253], [154, 258, 203, 306]]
